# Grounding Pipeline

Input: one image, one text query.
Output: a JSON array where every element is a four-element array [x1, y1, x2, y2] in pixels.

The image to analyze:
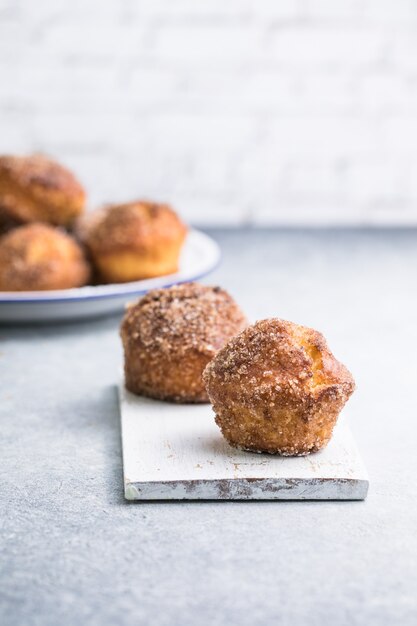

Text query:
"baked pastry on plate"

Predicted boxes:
[[77, 200, 187, 283], [0, 223, 90, 291], [121, 283, 247, 403], [0, 154, 86, 227], [203, 318, 355, 456]]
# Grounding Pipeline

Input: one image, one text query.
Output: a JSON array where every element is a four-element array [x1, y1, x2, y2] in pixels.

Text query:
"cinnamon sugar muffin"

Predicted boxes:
[[120, 283, 247, 403], [77, 201, 187, 283], [203, 318, 355, 456], [0, 224, 90, 291], [0, 154, 86, 227]]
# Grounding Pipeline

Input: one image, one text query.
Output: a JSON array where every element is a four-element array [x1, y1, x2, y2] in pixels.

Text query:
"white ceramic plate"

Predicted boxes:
[[0, 229, 220, 323]]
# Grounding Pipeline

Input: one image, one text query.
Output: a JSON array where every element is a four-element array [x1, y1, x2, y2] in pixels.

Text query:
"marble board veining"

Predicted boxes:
[[119, 386, 369, 501]]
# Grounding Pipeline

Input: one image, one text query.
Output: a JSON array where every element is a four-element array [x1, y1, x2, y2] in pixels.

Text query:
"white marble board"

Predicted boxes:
[[119, 386, 369, 501]]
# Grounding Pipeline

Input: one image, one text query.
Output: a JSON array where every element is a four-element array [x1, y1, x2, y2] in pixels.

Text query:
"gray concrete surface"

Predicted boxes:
[[1, 228, 417, 626]]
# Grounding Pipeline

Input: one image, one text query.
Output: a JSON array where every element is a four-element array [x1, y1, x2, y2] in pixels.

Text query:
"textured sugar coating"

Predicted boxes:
[[0, 154, 85, 226], [78, 201, 187, 254], [0, 223, 90, 291], [203, 318, 355, 456], [77, 200, 187, 283], [121, 283, 247, 403]]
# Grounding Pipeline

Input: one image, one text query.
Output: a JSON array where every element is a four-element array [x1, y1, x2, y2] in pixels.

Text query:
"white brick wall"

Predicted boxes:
[[1, 0, 417, 226]]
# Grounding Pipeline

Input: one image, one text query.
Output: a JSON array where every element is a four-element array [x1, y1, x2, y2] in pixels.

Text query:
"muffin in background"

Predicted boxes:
[[0, 223, 90, 291], [0, 154, 86, 227], [77, 200, 187, 284]]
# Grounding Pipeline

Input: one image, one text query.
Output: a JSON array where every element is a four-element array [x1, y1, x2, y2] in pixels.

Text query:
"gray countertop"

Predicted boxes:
[[1, 228, 417, 626]]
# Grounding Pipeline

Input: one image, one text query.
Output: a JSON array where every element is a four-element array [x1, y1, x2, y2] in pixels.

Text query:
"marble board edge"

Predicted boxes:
[[118, 385, 369, 502]]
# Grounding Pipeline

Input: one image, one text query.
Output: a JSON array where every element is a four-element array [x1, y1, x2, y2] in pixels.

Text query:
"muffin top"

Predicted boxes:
[[78, 201, 187, 254], [203, 318, 355, 409], [0, 154, 84, 196], [0, 154, 86, 227], [121, 283, 247, 358]]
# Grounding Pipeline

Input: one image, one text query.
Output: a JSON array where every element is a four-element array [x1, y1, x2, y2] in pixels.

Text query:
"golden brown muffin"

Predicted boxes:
[[77, 201, 187, 283], [120, 283, 247, 403], [203, 318, 355, 456], [0, 154, 86, 227], [0, 224, 90, 291]]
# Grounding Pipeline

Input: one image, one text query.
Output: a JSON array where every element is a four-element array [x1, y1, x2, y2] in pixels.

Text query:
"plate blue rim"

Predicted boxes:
[[0, 229, 221, 304]]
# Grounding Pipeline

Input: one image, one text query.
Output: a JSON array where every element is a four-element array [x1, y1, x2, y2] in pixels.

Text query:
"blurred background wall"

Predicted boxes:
[[1, 0, 417, 226]]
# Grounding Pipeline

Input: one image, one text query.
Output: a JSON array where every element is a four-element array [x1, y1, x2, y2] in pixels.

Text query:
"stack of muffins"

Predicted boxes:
[[0, 154, 187, 291]]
